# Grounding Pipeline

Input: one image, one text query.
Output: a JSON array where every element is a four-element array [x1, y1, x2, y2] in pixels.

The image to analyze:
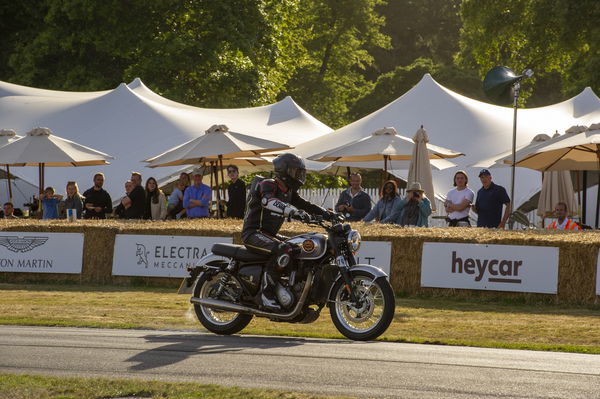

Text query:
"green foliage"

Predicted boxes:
[[239, 171, 346, 190], [458, 0, 600, 105]]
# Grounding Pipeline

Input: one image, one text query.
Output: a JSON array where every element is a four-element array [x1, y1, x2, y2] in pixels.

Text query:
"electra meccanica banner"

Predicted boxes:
[[0, 232, 84, 274], [112, 234, 233, 278], [421, 242, 559, 294]]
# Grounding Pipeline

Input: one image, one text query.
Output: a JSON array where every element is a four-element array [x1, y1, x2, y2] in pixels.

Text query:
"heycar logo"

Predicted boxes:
[[0, 236, 49, 253], [451, 250, 522, 283]]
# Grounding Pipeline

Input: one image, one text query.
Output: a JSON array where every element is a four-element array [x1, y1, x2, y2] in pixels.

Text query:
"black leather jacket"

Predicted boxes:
[[242, 176, 326, 241]]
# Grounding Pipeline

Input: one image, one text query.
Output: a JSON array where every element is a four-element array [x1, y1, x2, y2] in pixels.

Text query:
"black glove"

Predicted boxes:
[[292, 209, 311, 223], [323, 210, 344, 222]]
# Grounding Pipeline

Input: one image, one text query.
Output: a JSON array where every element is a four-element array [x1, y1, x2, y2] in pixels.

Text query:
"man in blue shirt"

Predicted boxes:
[[183, 170, 211, 218], [473, 169, 511, 228]]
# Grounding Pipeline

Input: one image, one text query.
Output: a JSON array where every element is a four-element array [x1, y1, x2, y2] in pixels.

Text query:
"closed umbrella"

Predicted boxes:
[[0, 129, 22, 201], [0, 127, 113, 200], [407, 126, 438, 211]]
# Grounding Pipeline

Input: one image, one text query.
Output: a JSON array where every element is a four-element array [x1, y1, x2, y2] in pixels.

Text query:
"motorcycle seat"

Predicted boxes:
[[211, 243, 270, 262]]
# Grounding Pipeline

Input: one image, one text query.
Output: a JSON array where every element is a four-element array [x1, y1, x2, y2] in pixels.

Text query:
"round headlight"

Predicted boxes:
[[347, 229, 361, 253]]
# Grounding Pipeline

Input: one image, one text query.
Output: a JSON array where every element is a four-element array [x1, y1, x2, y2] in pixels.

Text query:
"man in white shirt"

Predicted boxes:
[[444, 170, 474, 226]]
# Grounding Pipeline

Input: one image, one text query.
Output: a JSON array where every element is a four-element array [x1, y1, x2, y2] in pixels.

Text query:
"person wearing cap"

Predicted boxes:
[[472, 169, 511, 228], [382, 182, 432, 227], [183, 170, 212, 218]]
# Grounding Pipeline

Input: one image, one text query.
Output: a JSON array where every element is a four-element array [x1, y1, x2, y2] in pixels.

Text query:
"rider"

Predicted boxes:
[[242, 153, 335, 311]]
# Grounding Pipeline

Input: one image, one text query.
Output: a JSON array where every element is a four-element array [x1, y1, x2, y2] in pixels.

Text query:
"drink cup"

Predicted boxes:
[[66, 208, 77, 222]]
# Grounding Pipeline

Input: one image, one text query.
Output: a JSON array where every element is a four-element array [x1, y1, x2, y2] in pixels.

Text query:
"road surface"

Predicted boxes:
[[0, 325, 598, 398]]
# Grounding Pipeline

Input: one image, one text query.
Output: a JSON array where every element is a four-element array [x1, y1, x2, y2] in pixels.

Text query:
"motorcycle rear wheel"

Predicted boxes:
[[194, 271, 253, 335], [329, 272, 395, 341]]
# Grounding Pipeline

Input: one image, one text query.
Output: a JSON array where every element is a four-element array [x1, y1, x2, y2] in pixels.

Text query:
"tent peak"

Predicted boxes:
[[27, 127, 52, 136], [0, 129, 17, 137], [372, 127, 397, 136]]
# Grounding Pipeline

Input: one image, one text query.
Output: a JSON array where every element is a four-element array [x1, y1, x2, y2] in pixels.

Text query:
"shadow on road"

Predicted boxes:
[[127, 333, 331, 371]]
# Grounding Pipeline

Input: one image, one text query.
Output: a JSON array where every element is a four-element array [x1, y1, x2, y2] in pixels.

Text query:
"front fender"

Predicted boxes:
[[327, 264, 389, 301], [176, 252, 228, 294]]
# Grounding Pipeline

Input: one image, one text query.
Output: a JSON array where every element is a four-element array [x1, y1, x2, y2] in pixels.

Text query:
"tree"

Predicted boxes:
[[281, 0, 389, 128], [458, 0, 600, 105]]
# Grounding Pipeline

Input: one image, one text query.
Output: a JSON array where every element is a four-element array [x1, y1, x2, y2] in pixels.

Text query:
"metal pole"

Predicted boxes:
[[582, 171, 587, 225], [6, 166, 12, 202], [509, 83, 520, 229]]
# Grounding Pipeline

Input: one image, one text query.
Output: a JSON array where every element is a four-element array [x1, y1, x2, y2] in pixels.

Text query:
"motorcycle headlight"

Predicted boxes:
[[346, 229, 361, 253]]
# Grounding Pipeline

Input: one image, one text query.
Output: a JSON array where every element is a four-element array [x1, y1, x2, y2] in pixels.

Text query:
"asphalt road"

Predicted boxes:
[[0, 325, 598, 398]]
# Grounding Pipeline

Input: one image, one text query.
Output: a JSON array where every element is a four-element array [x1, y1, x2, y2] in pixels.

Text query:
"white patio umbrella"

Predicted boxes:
[[144, 124, 292, 217], [0, 129, 22, 201], [407, 126, 441, 211], [0, 127, 113, 197], [513, 124, 600, 172]]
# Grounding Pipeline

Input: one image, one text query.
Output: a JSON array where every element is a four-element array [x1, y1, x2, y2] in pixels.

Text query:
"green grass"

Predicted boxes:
[[0, 373, 356, 399], [1, 283, 599, 353]]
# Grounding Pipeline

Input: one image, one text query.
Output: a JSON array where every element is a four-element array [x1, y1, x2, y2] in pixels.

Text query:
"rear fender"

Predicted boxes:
[[177, 252, 228, 294], [327, 264, 389, 301]]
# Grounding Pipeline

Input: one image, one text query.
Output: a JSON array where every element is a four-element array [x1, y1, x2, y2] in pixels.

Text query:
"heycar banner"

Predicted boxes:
[[421, 242, 559, 294], [112, 235, 233, 278], [0, 232, 84, 274], [355, 241, 392, 275]]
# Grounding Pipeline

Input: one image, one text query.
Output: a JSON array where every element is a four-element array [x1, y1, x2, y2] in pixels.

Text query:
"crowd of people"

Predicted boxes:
[[0, 164, 582, 230]]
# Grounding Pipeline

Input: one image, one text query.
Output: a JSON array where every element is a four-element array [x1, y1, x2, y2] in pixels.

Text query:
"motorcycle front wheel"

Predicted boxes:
[[329, 271, 395, 341], [193, 271, 253, 335]]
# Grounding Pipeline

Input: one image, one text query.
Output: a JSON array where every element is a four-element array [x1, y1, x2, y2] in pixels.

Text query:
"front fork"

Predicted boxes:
[[336, 255, 359, 303]]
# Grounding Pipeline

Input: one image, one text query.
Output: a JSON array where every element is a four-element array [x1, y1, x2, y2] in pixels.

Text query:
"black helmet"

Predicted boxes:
[[273, 153, 306, 190]]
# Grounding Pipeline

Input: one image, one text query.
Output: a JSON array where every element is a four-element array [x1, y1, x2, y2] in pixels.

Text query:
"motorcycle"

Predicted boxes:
[[178, 214, 395, 341]]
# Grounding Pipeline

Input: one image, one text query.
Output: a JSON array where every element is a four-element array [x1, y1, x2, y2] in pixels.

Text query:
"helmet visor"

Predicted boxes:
[[288, 166, 306, 184]]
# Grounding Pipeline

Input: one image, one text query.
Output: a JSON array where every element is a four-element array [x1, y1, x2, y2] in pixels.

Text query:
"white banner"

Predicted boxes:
[[113, 235, 233, 278], [0, 232, 84, 274], [596, 249, 600, 296], [421, 242, 559, 294], [355, 241, 392, 275]]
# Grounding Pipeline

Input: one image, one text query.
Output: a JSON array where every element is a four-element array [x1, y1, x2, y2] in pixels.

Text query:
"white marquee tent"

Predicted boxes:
[[295, 74, 600, 223], [0, 78, 332, 204]]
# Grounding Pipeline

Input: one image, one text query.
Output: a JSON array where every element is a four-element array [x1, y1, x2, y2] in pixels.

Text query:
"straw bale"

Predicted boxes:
[[1, 219, 599, 304]]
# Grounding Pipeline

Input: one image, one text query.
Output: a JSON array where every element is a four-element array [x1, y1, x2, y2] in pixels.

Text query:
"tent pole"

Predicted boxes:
[[6, 166, 12, 202], [508, 83, 520, 230], [219, 155, 226, 218], [582, 171, 587, 225]]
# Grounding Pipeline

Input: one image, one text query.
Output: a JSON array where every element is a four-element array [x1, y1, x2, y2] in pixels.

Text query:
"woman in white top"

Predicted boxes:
[[444, 170, 474, 226], [144, 177, 168, 220]]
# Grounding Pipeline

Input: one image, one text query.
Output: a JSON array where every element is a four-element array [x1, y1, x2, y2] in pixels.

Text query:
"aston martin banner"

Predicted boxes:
[[0, 232, 84, 274]]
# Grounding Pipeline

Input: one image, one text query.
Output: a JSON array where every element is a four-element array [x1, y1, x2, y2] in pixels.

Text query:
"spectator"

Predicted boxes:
[[83, 173, 113, 219], [3, 202, 18, 219], [183, 170, 211, 218], [547, 202, 581, 230], [179, 171, 190, 188], [472, 169, 511, 228], [39, 187, 63, 219], [335, 173, 372, 221], [114, 180, 135, 219], [144, 177, 167, 220], [63, 181, 84, 219], [445, 170, 475, 227], [220, 164, 246, 219], [364, 180, 401, 222], [121, 171, 145, 219], [167, 179, 187, 219], [382, 182, 432, 227]]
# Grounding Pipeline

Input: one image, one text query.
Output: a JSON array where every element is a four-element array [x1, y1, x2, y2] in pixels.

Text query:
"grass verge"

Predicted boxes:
[[0, 373, 355, 399], [1, 283, 599, 354]]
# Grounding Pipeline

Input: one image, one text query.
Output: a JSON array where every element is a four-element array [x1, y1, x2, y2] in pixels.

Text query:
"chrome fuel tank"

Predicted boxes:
[[286, 233, 327, 260]]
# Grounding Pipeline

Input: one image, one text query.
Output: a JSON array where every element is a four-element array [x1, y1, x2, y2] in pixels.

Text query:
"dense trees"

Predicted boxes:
[[1, 1, 598, 126]]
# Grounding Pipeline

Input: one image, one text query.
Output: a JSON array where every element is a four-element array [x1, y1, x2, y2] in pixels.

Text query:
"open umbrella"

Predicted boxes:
[[144, 124, 293, 217], [0, 127, 113, 203], [309, 127, 462, 169], [407, 126, 440, 211], [0, 129, 22, 201]]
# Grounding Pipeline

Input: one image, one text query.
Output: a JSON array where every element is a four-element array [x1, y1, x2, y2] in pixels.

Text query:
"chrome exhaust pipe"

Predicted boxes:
[[190, 271, 313, 320]]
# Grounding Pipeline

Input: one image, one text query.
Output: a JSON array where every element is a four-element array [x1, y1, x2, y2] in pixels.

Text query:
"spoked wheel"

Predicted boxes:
[[329, 272, 395, 341], [193, 271, 252, 335]]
